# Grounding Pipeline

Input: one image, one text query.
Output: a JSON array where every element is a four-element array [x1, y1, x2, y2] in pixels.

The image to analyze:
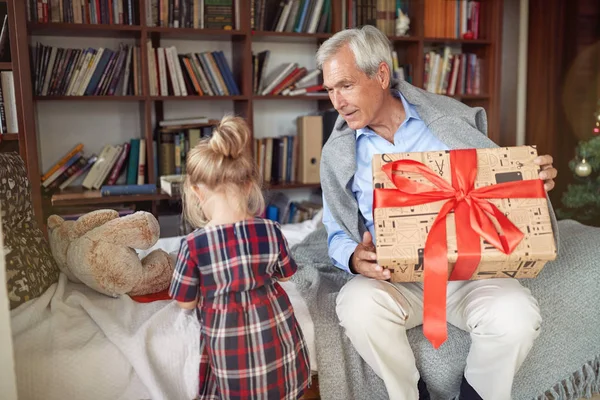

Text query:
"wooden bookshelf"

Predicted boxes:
[[8, 0, 503, 226], [1, 134, 19, 141]]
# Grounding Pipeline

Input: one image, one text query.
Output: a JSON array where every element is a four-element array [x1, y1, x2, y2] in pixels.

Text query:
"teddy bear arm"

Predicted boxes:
[[73, 209, 120, 238], [88, 211, 160, 250]]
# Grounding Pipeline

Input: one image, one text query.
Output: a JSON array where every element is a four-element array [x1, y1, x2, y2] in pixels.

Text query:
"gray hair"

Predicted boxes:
[[316, 25, 393, 78]]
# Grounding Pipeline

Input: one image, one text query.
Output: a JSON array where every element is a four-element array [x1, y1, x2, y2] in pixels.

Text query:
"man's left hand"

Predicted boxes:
[[534, 155, 557, 192]]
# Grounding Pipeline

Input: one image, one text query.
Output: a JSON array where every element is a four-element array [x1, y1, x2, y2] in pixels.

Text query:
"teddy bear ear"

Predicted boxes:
[[47, 215, 65, 230]]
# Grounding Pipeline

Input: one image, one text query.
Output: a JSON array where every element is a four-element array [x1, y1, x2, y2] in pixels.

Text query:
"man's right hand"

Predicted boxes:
[[350, 231, 391, 280]]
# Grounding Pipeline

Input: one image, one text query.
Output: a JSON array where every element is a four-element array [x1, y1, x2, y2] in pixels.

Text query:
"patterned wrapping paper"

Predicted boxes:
[[372, 146, 557, 283]]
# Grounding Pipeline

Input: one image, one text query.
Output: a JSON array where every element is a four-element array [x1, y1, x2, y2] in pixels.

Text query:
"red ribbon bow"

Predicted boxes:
[[373, 149, 546, 349]]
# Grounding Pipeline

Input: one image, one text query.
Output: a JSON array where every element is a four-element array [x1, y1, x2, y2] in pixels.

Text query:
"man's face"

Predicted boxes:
[[322, 45, 386, 130]]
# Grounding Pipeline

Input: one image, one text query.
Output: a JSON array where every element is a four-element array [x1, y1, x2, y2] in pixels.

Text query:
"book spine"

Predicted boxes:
[[100, 184, 157, 196]]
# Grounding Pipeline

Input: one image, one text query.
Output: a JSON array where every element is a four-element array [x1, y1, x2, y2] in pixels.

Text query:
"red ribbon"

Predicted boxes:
[[373, 149, 546, 349]]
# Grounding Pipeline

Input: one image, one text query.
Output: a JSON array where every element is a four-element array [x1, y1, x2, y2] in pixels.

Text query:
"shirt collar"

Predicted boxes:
[[356, 89, 421, 139]]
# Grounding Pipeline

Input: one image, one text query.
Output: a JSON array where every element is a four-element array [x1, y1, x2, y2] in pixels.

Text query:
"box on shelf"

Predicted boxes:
[[372, 146, 557, 283]]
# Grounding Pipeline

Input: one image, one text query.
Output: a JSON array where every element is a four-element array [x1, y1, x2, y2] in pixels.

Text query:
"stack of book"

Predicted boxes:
[[252, 51, 323, 96], [32, 43, 142, 97], [26, 0, 139, 25], [423, 46, 482, 96], [147, 44, 240, 97], [41, 139, 156, 197], [146, 0, 238, 30], [252, 0, 333, 34]]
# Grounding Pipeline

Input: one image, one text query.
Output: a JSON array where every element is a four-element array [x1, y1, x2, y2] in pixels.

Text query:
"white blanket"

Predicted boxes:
[[11, 273, 200, 400]]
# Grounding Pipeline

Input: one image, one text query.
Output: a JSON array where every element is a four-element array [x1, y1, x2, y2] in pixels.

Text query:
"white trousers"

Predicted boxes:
[[336, 276, 542, 400]]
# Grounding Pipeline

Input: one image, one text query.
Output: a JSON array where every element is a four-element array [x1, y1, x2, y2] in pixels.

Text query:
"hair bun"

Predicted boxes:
[[209, 115, 250, 159]]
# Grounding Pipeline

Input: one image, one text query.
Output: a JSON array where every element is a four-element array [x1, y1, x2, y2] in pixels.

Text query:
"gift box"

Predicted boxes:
[[372, 146, 558, 348], [372, 146, 557, 283]]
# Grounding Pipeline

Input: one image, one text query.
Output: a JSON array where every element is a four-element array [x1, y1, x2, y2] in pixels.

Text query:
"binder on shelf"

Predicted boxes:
[[296, 115, 322, 184]]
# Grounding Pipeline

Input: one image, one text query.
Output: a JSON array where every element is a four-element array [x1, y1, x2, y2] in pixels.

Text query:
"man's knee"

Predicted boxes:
[[336, 276, 409, 329], [475, 281, 542, 342]]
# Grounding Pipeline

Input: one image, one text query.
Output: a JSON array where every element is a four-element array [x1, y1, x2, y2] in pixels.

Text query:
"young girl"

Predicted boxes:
[[168, 115, 311, 400]]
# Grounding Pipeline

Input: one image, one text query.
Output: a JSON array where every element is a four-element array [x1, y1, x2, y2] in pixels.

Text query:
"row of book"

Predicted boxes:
[[147, 44, 239, 97], [252, 0, 333, 34], [157, 117, 216, 177], [342, 0, 406, 36], [252, 51, 323, 96], [423, 47, 482, 96], [40, 139, 151, 195], [26, 0, 139, 25], [32, 43, 142, 97], [0, 71, 17, 134], [254, 114, 322, 185], [264, 192, 322, 225], [147, 0, 237, 30], [391, 50, 413, 83], [423, 0, 481, 39]]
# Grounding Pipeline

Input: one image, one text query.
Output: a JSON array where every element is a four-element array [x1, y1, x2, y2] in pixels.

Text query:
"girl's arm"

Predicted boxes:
[[169, 238, 201, 308], [177, 297, 199, 309], [273, 224, 298, 280]]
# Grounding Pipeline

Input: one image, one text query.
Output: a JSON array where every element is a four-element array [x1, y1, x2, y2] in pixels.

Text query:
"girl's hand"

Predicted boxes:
[[278, 276, 292, 282], [177, 298, 198, 310]]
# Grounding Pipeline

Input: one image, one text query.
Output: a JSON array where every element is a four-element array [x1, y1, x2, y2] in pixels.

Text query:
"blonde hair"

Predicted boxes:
[[183, 115, 264, 228]]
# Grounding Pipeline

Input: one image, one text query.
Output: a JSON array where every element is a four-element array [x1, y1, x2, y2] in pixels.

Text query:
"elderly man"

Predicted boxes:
[[317, 26, 557, 400]]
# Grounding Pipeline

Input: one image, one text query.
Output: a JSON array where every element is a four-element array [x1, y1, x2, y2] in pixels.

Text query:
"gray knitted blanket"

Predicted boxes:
[[290, 219, 600, 400]]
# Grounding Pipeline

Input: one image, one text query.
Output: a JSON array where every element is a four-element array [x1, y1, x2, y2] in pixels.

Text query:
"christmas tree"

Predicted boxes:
[[556, 100, 600, 225]]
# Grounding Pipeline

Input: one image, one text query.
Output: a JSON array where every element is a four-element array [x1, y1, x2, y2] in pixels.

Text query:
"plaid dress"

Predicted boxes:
[[169, 217, 311, 400]]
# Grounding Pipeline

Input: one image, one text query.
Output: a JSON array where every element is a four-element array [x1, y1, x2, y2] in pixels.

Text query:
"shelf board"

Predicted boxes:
[[0, 62, 12, 70], [150, 95, 248, 101], [51, 190, 172, 207], [146, 27, 245, 40], [423, 37, 492, 45], [454, 94, 490, 100], [28, 22, 142, 37], [34, 95, 146, 101], [251, 30, 332, 42], [253, 95, 329, 101], [388, 36, 421, 42], [1, 133, 19, 141]]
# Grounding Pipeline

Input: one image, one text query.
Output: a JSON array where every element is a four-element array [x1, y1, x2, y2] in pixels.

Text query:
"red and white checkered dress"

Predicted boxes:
[[169, 217, 311, 400]]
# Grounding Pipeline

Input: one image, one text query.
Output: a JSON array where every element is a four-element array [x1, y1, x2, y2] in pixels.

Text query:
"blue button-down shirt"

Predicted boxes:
[[322, 91, 450, 273]]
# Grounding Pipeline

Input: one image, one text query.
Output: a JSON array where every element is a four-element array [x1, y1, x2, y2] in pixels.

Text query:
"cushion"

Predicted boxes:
[[1, 152, 59, 309]]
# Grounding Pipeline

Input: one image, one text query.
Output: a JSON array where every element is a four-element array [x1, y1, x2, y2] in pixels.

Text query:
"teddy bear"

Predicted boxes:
[[47, 209, 175, 298]]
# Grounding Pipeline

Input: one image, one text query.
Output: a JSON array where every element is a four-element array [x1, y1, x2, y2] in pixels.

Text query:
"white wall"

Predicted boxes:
[[0, 204, 19, 400]]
